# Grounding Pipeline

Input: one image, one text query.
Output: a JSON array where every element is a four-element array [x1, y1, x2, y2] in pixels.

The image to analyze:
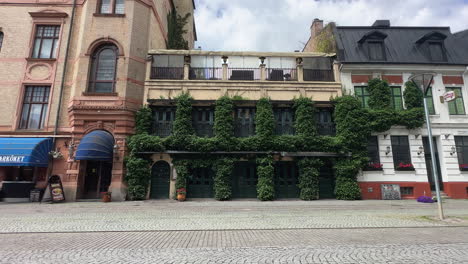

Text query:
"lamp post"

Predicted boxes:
[[409, 73, 444, 220]]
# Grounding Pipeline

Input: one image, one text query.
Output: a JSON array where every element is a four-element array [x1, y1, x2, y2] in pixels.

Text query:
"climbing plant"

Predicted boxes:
[[367, 78, 391, 110], [167, 8, 190, 50], [213, 157, 235, 200], [256, 155, 275, 201], [297, 158, 323, 200], [125, 156, 151, 200], [135, 106, 152, 135], [403, 80, 424, 109]]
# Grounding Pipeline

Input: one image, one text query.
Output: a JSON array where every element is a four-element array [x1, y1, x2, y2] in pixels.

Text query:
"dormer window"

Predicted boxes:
[[415, 31, 447, 62], [368, 41, 385, 61], [358, 30, 387, 61]]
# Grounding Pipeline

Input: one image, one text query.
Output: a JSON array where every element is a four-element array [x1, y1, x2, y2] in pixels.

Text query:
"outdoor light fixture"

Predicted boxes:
[[259, 56, 265, 64], [49, 149, 63, 159], [409, 73, 444, 220], [68, 142, 75, 160], [385, 146, 391, 155], [417, 146, 424, 155], [450, 146, 457, 156]]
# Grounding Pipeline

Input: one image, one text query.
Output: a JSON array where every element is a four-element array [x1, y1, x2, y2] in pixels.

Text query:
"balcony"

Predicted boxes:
[[145, 50, 342, 103]]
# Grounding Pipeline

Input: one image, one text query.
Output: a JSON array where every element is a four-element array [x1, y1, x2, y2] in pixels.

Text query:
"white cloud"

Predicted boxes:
[[193, 0, 468, 52]]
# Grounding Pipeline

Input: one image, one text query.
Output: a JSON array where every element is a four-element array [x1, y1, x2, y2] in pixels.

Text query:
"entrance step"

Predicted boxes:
[[431, 191, 451, 199]]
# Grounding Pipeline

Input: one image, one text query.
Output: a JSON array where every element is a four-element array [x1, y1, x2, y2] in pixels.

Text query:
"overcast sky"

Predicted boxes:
[[193, 0, 468, 52]]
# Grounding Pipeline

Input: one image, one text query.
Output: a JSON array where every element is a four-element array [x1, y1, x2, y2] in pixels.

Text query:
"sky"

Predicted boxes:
[[193, 0, 468, 52]]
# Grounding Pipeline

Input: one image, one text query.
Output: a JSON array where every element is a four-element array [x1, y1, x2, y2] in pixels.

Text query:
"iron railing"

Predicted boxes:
[[228, 68, 260, 81], [234, 122, 256, 137], [275, 124, 295, 135], [303, 69, 334, 82], [317, 123, 336, 136], [189, 67, 223, 80], [193, 123, 214, 137], [266, 68, 298, 81], [153, 122, 173, 137], [151, 67, 184, 80]]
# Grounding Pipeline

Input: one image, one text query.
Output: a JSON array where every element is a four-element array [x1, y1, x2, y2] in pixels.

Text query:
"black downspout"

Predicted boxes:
[[50, 0, 77, 175]]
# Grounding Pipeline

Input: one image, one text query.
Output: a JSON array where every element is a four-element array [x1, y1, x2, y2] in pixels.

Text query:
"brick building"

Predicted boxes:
[[0, 0, 196, 201]]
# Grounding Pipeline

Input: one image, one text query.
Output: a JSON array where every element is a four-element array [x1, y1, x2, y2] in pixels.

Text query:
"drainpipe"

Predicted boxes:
[[49, 0, 77, 176]]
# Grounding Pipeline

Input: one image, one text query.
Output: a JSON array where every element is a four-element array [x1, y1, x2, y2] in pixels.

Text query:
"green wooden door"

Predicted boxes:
[[275, 162, 300, 199], [319, 161, 335, 199], [187, 167, 214, 198], [232, 162, 258, 198], [150, 161, 170, 199]]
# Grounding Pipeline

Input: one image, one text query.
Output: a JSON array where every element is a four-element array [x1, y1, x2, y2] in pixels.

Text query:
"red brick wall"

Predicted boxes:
[[444, 182, 468, 199], [442, 76, 464, 85], [351, 75, 372, 83], [359, 182, 431, 200], [382, 75, 403, 84]]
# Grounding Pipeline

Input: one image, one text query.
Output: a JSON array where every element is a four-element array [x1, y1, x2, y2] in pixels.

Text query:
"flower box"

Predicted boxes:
[[395, 162, 415, 171], [364, 163, 383, 171], [459, 164, 468, 171]]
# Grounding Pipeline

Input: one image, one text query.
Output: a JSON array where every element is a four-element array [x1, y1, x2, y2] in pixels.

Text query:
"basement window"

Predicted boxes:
[[400, 187, 414, 196]]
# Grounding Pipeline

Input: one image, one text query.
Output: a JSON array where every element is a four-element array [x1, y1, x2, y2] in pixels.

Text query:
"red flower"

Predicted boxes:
[[397, 162, 414, 169]]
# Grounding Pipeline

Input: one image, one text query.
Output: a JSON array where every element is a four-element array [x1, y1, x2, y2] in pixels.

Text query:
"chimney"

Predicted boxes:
[[311, 18, 324, 39], [372, 20, 390, 28]]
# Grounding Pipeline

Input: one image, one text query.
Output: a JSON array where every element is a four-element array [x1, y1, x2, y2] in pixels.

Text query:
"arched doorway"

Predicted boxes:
[[75, 130, 114, 199], [150, 161, 170, 199]]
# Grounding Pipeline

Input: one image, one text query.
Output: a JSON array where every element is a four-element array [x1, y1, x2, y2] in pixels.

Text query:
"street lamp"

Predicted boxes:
[[409, 73, 444, 220]]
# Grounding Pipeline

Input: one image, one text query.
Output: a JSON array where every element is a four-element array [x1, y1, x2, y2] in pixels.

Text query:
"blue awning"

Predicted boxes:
[[75, 130, 114, 161], [0, 138, 52, 167]]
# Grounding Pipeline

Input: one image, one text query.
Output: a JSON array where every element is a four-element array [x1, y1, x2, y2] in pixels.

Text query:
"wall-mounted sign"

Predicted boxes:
[[443, 91, 456, 102], [381, 184, 401, 200], [0, 155, 25, 163]]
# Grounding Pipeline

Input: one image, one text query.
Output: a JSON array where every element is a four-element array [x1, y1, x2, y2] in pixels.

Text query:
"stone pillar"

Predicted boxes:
[[296, 57, 304, 82], [222, 56, 228, 80], [146, 55, 153, 80], [183, 55, 190, 80], [333, 61, 341, 82], [260, 64, 266, 81]]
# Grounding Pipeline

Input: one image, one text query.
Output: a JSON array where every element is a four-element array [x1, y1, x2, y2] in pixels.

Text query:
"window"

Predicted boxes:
[[192, 107, 214, 137], [425, 87, 436, 115], [316, 108, 336, 136], [428, 42, 445, 61], [19, 86, 50, 129], [152, 107, 175, 137], [0, 31, 3, 52], [368, 41, 385, 60], [400, 187, 414, 196], [390, 86, 403, 110], [88, 44, 118, 93], [455, 136, 468, 171], [365, 136, 381, 170], [354, 86, 370, 108], [32, 25, 60, 59], [391, 136, 413, 170], [235, 108, 255, 137], [274, 108, 294, 135], [98, 0, 125, 14], [447, 87, 465, 115]]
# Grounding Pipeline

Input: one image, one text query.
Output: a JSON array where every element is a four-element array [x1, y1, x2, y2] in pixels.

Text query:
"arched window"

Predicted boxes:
[[0, 32, 4, 52], [88, 44, 118, 93]]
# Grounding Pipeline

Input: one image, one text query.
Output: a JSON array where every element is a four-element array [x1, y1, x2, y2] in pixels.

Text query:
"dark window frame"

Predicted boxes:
[[425, 87, 436, 115], [427, 41, 447, 62], [19, 86, 51, 130], [96, 0, 125, 15], [273, 108, 295, 135], [367, 40, 386, 61], [446, 87, 465, 115], [31, 25, 61, 59], [391, 136, 414, 171], [354, 86, 369, 108], [316, 108, 336, 136], [400, 187, 414, 196], [364, 136, 382, 171], [234, 107, 256, 137], [455, 136, 468, 171], [390, 86, 403, 110], [87, 44, 119, 93], [192, 107, 215, 137], [0, 31, 4, 52], [152, 107, 176, 137]]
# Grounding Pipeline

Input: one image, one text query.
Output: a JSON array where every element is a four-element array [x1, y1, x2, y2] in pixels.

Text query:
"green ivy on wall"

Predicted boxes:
[[298, 158, 323, 200], [256, 155, 275, 201], [167, 8, 190, 50]]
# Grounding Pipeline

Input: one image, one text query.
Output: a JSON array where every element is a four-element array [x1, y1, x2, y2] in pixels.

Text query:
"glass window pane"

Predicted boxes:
[[32, 39, 41, 58], [40, 105, 48, 128], [27, 104, 43, 129], [94, 82, 113, 93], [39, 39, 53, 58], [115, 0, 125, 14], [100, 0, 111, 13], [0, 32, 4, 51], [20, 104, 30, 128], [96, 49, 116, 80]]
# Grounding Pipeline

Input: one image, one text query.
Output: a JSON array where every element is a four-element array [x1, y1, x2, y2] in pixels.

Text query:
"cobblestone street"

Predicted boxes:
[[1, 200, 468, 263]]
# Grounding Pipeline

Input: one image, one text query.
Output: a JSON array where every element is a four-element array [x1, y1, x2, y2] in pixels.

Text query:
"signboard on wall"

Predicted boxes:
[[0, 155, 26, 163], [442, 91, 456, 102], [381, 184, 401, 200]]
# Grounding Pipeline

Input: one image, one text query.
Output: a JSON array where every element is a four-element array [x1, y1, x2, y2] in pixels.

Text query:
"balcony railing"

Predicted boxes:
[[317, 123, 336, 136], [228, 68, 260, 81], [303, 69, 334, 82], [234, 122, 256, 137], [153, 122, 173, 137], [151, 67, 184, 80], [266, 68, 297, 81], [189, 67, 223, 80], [275, 124, 295, 135]]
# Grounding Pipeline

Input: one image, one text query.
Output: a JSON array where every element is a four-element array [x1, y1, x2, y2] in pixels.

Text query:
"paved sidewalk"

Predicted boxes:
[[0, 199, 467, 233], [1, 227, 467, 263]]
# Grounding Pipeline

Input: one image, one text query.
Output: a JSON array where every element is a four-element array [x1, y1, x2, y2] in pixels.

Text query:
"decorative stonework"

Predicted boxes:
[[25, 63, 52, 81]]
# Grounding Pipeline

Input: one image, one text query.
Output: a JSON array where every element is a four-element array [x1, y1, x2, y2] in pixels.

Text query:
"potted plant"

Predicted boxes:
[[102, 192, 112, 203], [366, 162, 383, 170], [396, 162, 414, 171], [176, 188, 186, 201]]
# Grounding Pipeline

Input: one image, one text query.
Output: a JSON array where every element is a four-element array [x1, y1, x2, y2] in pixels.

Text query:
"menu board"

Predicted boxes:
[[48, 175, 65, 202]]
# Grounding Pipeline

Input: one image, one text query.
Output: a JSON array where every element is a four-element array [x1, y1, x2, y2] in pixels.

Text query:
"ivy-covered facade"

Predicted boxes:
[[306, 19, 468, 199]]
